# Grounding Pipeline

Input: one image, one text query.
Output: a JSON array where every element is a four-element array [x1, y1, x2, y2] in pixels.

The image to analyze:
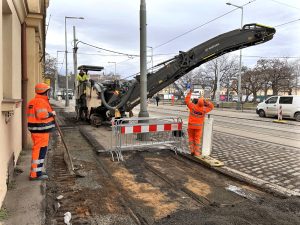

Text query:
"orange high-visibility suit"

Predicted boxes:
[[27, 83, 55, 179], [185, 92, 214, 156]]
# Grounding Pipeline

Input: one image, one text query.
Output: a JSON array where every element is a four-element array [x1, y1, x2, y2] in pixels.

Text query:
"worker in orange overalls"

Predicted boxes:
[[27, 83, 56, 180], [185, 90, 214, 156]]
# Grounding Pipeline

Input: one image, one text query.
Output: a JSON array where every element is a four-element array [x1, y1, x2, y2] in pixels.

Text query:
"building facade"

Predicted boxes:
[[0, 0, 49, 207]]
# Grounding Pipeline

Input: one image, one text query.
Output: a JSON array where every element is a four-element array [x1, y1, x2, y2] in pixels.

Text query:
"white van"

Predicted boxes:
[[256, 95, 300, 121]]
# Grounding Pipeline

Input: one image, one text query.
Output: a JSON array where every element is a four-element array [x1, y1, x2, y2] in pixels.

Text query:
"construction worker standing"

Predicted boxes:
[[27, 83, 56, 180], [76, 69, 89, 82], [185, 89, 214, 156]]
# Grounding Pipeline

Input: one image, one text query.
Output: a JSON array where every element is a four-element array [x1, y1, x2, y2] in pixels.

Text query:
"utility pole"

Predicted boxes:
[[64, 16, 84, 107], [138, 0, 149, 140], [65, 17, 69, 106], [73, 26, 78, 99], [54, 51, 59, 100], [216, 60, 220, 107], [55, 50, 64, 100], [138, 0, 149, 119]]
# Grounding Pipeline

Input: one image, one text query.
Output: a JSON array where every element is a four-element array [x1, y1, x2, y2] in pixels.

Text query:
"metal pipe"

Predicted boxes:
[[21, 23, 28, 149]]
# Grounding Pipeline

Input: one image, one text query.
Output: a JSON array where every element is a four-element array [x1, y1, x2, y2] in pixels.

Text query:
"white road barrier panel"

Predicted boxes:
[[110, 116, 186, 161], [201, 116, 214, 156], [278, 104, 283, 121]]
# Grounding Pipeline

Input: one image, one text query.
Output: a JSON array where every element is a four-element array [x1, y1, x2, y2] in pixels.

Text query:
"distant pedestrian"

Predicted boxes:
[[185, 89, 214, 156], [155, 95, 160, 106], [27, 83, 56, 180], [171, 95, 175, 105]]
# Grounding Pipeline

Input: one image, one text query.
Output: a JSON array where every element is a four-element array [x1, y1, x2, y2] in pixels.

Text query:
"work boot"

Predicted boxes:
[[29, 174, 49, 181], [42, 171, 48, 176], [194, 152, 201, 157]]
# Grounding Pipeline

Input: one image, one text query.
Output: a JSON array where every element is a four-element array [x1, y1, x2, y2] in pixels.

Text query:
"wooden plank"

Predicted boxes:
[[194, 155, 224, 167]]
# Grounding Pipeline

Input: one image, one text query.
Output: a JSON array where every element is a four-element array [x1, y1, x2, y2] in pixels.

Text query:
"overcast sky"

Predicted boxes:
[[46, 0, 300, 78]]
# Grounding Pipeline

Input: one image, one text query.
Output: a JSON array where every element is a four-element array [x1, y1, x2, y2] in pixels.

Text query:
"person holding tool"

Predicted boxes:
[[27, 83, 56, 180], [185, 88, 214, 156]]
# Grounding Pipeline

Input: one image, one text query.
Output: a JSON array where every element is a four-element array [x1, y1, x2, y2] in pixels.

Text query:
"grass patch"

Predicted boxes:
[[0, 208, 8, 221]]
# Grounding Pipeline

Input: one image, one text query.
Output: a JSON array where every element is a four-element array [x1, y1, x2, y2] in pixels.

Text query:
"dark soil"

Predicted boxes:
[[155, 197, 300, 225]]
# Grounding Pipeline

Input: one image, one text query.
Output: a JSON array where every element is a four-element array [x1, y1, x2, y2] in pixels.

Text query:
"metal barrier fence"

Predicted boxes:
[[110, 116, 187, 161]]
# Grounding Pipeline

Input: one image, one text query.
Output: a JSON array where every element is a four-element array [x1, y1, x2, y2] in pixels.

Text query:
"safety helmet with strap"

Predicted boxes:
[[35, 83, 50, 94]]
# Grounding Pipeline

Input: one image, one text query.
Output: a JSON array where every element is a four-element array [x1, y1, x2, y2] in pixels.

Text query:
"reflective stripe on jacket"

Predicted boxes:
[[27, 94, 55, 133], [185, 92, 214, 129]]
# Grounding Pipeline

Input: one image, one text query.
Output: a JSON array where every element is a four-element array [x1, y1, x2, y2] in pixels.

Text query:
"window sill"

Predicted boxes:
[[1, 99, 22, 123]]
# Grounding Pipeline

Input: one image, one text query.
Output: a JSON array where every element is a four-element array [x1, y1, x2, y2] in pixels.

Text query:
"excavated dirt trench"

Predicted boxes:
[[44, 108, 300, 225]]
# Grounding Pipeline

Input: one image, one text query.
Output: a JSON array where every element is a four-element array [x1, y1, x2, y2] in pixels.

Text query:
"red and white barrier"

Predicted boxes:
[[111, 116, 184, 161], [121, 123, 182, 134]]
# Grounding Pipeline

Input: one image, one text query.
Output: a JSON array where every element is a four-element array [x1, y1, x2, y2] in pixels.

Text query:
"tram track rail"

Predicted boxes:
[[138, 108, 300, 145]]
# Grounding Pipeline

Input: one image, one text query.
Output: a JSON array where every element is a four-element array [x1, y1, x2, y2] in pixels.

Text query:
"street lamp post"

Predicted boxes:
[[55, 50, 64, 100], [65, 16, 84, 107], [226, 2, 243, 110], [108, 61, 116, 79], [147, 46, 153, 73]]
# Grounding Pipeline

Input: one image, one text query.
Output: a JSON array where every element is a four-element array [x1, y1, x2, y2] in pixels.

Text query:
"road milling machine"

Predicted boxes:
[[75, 23, 276, 126]]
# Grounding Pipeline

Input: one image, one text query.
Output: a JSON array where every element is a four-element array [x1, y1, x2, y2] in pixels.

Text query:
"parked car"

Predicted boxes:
[[256, 95, 300, 121], [61, 89, 74, 100]]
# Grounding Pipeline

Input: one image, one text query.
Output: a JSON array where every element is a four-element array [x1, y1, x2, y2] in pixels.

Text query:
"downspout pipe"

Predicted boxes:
[[21, 23, 28, 149]]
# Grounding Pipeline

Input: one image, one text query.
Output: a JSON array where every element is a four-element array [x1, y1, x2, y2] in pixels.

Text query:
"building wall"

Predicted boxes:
[[0, 0, 49, 207]]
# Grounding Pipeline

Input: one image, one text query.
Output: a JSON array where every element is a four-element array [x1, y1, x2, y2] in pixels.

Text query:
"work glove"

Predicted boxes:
[[48, 111, 56, 117]]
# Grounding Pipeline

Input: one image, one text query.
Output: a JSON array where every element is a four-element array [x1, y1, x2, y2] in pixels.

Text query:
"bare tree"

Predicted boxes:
[[256, 59, 271, 97], [242, 68, 264, 102], [281, 60, 298, 95], [192, 67, 214, 91], [192, 55, 239, 100], [256, 59, 292, 96], [43, 53, 57, 85]]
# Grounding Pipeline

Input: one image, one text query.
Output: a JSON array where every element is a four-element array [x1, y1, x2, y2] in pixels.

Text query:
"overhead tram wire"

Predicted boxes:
[[76, 41, 139, 58], [274, 18, 300, 27], [267, 0, 300, 10], [153, 0, 256, 49], [243, 55, 300, 59]]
